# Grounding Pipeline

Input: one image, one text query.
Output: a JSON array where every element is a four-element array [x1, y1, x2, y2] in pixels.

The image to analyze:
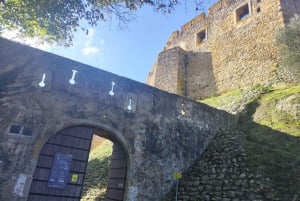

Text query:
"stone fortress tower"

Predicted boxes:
[[146, 0, 300, 99]]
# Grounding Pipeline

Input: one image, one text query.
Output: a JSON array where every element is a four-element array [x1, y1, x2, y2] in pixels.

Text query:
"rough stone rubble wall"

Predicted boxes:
[[0, 38, 236, 201], [147, 0, 300, 99], [164, 130, 279, 201]]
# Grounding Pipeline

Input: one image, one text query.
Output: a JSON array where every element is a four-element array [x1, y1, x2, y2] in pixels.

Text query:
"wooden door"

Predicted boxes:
[[105, 142, 127, 201], [27, 126, 93, 201]]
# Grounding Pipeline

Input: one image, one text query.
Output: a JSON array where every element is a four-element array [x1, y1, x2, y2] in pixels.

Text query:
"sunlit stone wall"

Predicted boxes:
[[147, 0, 300, 99]]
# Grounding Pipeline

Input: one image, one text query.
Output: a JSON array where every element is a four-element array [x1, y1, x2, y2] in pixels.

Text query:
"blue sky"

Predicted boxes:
[[43, 1, 217, 83]]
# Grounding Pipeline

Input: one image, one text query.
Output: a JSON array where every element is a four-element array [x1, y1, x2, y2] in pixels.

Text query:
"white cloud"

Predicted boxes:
[[81, 47, 100, 55], [80, 28, 104, 56]]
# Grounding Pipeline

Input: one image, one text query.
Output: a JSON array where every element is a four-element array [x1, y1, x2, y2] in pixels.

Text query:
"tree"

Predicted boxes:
[[276, 14, 300, 79], [0, 0, 203, 47]]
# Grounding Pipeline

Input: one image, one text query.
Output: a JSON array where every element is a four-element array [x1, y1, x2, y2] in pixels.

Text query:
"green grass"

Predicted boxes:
[[200, 89, 244, 108], [200, 85, 300, 136], [88, 139, 113, 161], [239, 118, 300, 198], [252, 85, 300, 136], [81, 137, 113, 201], [201, 84, 300, 198], [240, 85, 300, 198], [261, 86, 300, 101]]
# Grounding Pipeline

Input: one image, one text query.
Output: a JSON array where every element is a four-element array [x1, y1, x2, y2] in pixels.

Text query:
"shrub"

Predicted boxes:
[[276, 14, 300, 80]]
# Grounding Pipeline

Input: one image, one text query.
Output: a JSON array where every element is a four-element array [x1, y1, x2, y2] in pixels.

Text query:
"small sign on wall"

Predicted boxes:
[[71, 173, 78, 183], [14, 174, 27, 197], [48, 153, 73, 189]]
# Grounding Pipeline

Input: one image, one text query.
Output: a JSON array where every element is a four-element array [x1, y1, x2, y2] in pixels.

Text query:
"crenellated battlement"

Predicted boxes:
[[147, 0, 300, 99], [181, 12, 207, 33]]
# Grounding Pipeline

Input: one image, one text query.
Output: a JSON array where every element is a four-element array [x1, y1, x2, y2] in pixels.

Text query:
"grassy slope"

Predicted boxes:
[[252, 86, 300, 136], [200, 85, 300, 199], [81, 137, 113, 201], [200, 89, 244, 109], [200, 85, 300, 136]]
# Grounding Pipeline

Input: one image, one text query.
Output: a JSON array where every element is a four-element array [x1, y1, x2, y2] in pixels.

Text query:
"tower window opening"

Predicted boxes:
[[236, 3, 250, 22], [257, 7, 261, 13], [9, 125, 21, 134], [196, 29, 207, 45]]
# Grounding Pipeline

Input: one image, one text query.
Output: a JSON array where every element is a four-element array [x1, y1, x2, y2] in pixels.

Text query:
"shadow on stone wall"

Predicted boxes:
[[162, 117, 300, 200], [185, 52, 217, 99], [280, 0, 300, 24]]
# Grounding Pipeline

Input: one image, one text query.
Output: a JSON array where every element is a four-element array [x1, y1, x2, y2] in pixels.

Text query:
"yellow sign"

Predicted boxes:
[[71, 174, 78, 183], [173, 172, 183, 180]]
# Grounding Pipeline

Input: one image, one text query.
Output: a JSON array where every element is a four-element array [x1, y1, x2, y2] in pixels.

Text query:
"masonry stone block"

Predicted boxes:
[[147, 0, 300, 99], [0, 38, 235, 201]]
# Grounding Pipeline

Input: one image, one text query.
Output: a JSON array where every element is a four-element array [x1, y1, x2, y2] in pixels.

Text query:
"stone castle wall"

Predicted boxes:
[[147, 47, 186, 95], [0, 38, 236, 201], [147, 0, 300, 99], [185, 52, 217, 99]]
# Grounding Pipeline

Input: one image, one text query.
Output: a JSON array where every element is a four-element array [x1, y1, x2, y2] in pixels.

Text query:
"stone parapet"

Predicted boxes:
[[0, 37, 236, 201]]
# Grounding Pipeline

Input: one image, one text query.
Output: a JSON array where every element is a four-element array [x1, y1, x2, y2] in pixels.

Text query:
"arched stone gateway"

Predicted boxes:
[[0, 37, 235, 201], [28, 126, 129, 201]]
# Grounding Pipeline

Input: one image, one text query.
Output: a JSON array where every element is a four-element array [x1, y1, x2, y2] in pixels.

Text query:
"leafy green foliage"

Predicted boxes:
[[1, 0, 101, 46], [276, 14, 300, 79], [0, 0, 203, 46]]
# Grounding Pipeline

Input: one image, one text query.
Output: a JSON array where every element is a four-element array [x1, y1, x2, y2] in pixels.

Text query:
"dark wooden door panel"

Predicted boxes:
[[105, 142, 127, 201], [28, 126, 93, 201]]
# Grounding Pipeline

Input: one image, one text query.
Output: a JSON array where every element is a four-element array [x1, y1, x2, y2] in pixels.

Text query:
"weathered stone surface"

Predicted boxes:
[[146, 0, 300, 99], [0, 38, 235, 201], [163, 130, 279, 201]]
